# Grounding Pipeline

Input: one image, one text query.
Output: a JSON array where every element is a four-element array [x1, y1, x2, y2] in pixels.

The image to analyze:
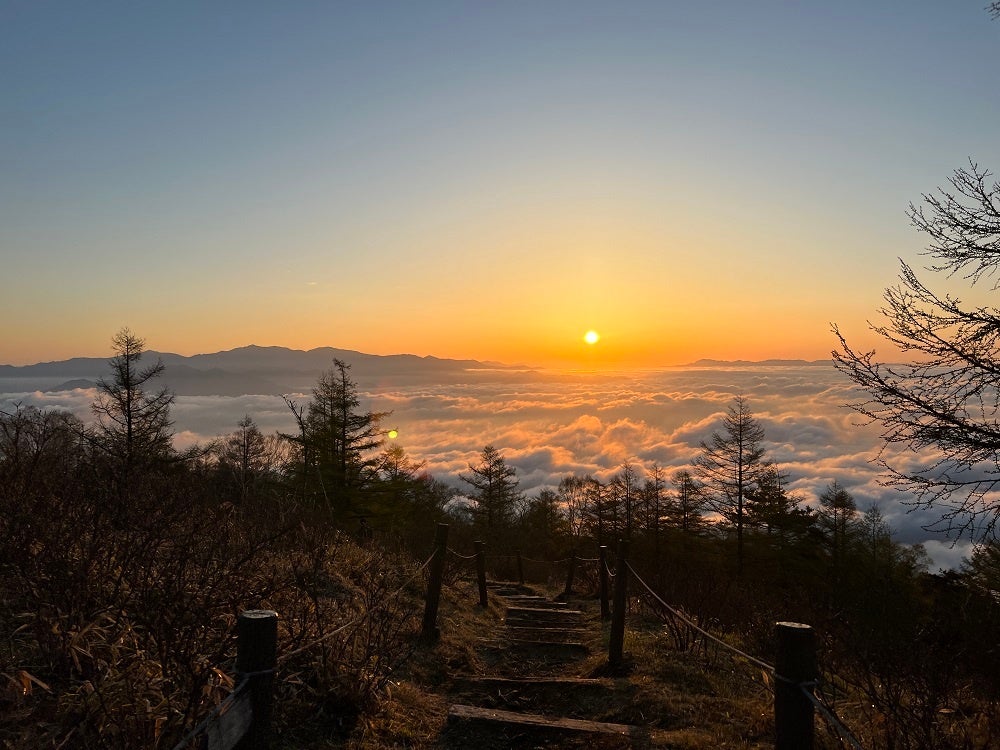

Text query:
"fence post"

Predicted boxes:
[[421, 523, 449, 639], [235, 609, 278, 750], [598, 545, 610, 621], [775, 621, 816, 750], [563, 552, 576, 597], [516, 549, 525, 585], [474, 540, 488, 607], [608, 539, 629, 668]]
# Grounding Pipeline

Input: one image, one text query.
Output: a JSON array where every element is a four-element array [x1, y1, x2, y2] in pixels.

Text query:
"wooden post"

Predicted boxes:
[[421, 523, 449, 639], [608, 539, 629, 667], [775, 621, 816, 750], [235, 609, 278, 750], [474, 540, 488, 607], [563, 552, 576, 597], [598, 545, 610, 621], [516, 549, 525, 585]]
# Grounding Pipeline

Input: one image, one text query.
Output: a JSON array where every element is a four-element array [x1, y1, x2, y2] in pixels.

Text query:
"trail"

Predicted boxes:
[[440, 582, 648, 749]]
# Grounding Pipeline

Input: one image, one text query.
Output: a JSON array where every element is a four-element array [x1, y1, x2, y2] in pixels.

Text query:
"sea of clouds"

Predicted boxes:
[[0, 364, 977, 571]]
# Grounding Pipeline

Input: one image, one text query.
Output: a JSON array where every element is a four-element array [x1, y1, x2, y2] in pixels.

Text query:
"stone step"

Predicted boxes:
[[447, 704, 646, 747]]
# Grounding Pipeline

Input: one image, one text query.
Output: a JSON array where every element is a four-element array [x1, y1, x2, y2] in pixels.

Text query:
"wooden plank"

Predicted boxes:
[[505, 626, 586, 641], [452, 676, 611, 689], [504, 638, 589, 652], [502, 596, 569, 608], [505, 622, 582, 632], [505, 606, 581, 617], [448, 703, 641, 737]]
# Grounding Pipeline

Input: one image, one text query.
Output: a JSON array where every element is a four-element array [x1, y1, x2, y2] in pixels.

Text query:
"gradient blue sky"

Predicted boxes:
[[3, 1, 999, 366]]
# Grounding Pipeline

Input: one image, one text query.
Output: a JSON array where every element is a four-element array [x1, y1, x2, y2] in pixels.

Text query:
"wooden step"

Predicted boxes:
[[505, 626, 586, 642], [448, 703, 645, 745], [504, 622, 583, 632], [503, 638, 589, 652], [449, 676, 626, 710], [501, 595, 569, 608], [477, 637, 589, 653], [504, 607, 582, 624]]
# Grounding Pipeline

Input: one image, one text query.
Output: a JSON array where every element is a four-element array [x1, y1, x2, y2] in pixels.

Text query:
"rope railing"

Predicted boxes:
[[172, 550, 436, 750], [170, 674, 251, 750], [626, 562, 777, 674], [625, 561, 865, 750], [806, 685, 866, 750], [279, 549, 436, 664], [519, 554, 550, 564]]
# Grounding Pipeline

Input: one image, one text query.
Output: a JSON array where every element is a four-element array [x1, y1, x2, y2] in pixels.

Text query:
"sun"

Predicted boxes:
[[584, 330, 600, 345]]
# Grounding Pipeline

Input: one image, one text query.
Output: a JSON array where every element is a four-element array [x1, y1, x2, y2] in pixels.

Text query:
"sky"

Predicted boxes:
[[2, 364, 977, 571], [2, 2, 1000, 368]]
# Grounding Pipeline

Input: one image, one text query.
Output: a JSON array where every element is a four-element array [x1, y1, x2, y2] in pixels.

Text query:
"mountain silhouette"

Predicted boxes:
[[0, 345, 529, 396]]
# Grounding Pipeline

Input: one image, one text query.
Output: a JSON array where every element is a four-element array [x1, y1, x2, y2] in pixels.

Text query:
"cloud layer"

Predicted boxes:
[[1, 365, 979, 570]]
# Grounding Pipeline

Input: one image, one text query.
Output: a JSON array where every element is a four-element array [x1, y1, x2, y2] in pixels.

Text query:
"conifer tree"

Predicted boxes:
[[460, 444, 523, 537], [695, 395, 768, 573], [90, 328, 175, 476]]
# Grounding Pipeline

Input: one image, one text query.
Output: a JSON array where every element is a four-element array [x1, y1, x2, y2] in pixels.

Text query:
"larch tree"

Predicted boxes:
[[460, 444, 523, 536], [817, 480, 859, 577], [558, 474, 589, 541], [695, 395, 769, 573], [580, 475, 611, 544], [519, 488, 570, 559], [669, 469, 706, 534], [609, 461, 640, 539], [746, 465, 813, 539], [640, 463, 667, 553], [90, 328, 175, 476], [216, 415, 285, 503], [287, 359, 390, 517], [370, 442, 450, 535]]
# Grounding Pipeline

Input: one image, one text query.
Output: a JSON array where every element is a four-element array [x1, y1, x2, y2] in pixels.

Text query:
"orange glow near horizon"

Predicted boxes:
[[0, 292, 867, 369]]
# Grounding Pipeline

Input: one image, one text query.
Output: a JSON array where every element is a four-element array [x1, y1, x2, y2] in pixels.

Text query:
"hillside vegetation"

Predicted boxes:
[[2, 330, 999, 749]]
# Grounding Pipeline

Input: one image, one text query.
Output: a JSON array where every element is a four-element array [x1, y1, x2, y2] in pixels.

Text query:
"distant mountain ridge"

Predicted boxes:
[[685, 358, 832, 367], [0, 345, 527, 397], [0, 347, 836, 397]]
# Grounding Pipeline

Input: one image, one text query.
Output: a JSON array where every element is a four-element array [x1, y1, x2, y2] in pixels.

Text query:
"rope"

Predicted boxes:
[[278, 618, 359, 664], [804, 685, 866, 750], [173, 546, 438, 749], [519, 555, 551, 564], [169, 675, 249, 750], [576, 556, 600, 563], [278, 550, 436, 665], [604, 561, 616, 579], [626, 562, 776, 674], [626, 562, 866, 749], [446, 548, 477, 561]]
